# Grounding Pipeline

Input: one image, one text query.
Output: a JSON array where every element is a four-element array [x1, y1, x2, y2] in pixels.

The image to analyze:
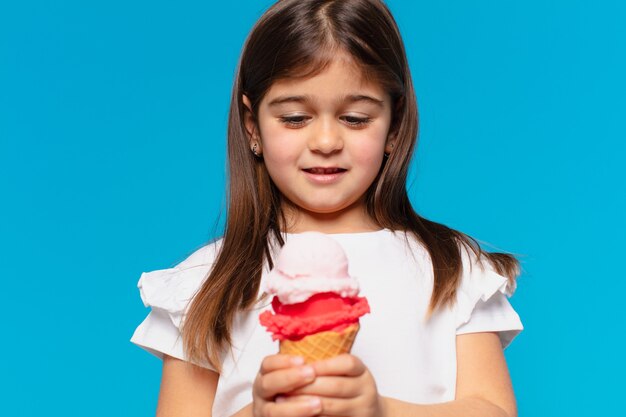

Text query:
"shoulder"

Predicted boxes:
[[173, 237, 224, 269], [454, 244, 523, 348], [457, 244, 517, 298], [136, 238, 224, 328]]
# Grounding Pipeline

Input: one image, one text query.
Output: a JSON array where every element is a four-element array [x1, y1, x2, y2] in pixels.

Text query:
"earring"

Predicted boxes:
[[251, 142, 259, 156], [384, 142, 394, 158]]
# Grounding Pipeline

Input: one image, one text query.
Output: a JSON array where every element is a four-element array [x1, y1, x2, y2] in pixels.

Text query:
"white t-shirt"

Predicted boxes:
[[130, 229, 523, 417]]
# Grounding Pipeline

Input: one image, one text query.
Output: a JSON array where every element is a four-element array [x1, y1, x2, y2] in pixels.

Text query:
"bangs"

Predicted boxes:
[[279, 42, 336, 80], [278, 44, 381, 88]]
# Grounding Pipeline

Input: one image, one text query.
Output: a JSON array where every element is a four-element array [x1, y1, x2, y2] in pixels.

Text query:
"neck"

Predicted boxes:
[[280, 199, 381, 234]]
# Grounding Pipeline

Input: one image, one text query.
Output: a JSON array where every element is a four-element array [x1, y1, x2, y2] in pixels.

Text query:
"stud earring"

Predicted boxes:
[[251, 142, 259, 156], [384, 142, 394, 158]]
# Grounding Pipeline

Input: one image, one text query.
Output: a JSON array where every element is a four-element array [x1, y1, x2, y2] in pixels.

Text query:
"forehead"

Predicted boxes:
[[263, 54, 386, 103]]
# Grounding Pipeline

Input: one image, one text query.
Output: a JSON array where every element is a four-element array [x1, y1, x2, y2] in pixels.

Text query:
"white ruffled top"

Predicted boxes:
[[130, 229, 523, 417]]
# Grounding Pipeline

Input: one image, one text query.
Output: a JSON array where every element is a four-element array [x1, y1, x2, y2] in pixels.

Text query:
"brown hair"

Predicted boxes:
[[182, 0, 521, 372]]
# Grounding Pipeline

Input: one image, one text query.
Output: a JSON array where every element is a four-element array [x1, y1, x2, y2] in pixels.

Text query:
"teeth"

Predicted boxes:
[[309, 168, 342, 174]]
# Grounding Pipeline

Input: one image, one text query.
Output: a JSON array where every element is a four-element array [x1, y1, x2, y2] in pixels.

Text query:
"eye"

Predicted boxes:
[[342, 116, 372, 127], [279, 115, 310, 127]]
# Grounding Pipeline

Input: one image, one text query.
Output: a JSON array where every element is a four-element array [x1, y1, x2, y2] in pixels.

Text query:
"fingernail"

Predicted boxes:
[[301, 366, 315, 379], [291, 356, 305, 366], [309, 397, 321, 411]]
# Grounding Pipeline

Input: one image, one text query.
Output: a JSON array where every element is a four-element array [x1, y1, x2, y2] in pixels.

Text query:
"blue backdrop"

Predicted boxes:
[[1, 0, 623, 415]]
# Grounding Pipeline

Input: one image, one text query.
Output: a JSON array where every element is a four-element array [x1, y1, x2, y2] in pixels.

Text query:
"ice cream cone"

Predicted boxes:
[[260, 233, 370, 362], [279, 323, 360, 363]]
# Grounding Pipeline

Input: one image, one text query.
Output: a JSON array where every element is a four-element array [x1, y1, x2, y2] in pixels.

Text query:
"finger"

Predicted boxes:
[[288, 376, 359, 398], [263, 396, 322, 417], [276, 393, 357, 413], [260, 354, 306, 375], [317, 397, 361, 417], [276, 394, 319, 403], [311, 354, 366, 377], [256, 365, 316, 399]]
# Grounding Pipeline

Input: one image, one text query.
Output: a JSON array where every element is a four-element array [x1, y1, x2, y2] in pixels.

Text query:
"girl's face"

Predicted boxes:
[[244, 53, 395, 233]]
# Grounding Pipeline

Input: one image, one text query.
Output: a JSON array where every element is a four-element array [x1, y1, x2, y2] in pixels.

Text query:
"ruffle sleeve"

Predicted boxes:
[[130, 241, 221, 370], [454, 248, 523, 349]]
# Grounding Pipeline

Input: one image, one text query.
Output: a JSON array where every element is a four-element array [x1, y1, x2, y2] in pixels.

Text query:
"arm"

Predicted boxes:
[[382, 332, 517, 417], [230, 404, 252, 417], [155, 354, 219, 417], [283, 332, 516, 417]]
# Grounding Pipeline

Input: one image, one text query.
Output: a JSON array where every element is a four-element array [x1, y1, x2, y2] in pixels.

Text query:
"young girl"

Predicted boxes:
[[131, 1, 523, 416]]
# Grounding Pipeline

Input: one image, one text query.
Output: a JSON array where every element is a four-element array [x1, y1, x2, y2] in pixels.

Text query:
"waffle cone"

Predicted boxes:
[[279, 323, 360, 363]]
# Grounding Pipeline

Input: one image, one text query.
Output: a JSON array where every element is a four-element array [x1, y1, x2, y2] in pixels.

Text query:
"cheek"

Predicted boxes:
[[260, 127, 300, 160], [348, 129, 387, 166]]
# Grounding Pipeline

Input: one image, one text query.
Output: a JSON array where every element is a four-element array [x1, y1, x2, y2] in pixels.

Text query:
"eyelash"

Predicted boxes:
[[279, 116, 372, 127]]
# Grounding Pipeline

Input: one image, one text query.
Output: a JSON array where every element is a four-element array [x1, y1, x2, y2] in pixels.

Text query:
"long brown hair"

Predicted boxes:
[[182, 0, 521, 372]]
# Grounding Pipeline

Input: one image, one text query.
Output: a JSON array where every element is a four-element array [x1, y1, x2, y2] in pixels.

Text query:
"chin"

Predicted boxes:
[[300, 200, 358, 215]]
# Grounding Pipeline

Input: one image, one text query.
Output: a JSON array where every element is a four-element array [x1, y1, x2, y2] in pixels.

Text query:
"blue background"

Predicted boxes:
[[1, 0, 624, 415]]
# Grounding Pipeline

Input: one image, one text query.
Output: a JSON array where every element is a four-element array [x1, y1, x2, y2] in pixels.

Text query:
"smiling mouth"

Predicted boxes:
[[303, 167, 347, 175]]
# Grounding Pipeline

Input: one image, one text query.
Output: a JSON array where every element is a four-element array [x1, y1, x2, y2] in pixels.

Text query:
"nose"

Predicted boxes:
[[308, 116, 343, 154]]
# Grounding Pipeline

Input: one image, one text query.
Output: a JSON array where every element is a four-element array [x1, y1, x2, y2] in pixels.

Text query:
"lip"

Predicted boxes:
[[302, 167, 347, 184]]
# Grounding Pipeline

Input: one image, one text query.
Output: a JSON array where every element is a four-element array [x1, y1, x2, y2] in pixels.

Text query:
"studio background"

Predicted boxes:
[[1, 0, 623, 415]]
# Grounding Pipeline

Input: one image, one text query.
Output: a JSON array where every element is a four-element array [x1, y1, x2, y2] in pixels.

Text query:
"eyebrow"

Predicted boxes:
[[267, 94, 385, 108]]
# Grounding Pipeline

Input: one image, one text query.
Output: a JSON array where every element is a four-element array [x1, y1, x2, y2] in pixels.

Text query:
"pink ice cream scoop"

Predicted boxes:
[[259, 232, 370, 354]]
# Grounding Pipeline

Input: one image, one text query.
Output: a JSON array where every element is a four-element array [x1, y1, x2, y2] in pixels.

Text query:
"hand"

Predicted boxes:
[[252, 354, 323, 417], [279, 354, 385, 417]]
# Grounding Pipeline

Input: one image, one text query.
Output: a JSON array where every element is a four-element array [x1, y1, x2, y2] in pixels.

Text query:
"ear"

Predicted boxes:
[[385, 98, 403, 155], [385, 133, 397, 155], [242, 94, 262, 154]]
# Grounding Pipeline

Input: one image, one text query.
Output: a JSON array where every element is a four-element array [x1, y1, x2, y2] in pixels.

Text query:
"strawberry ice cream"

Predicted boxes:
[[259, 232, 369, 359]]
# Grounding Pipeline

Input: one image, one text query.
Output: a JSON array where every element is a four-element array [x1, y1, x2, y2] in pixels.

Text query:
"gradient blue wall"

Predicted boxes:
[[1, 0, 623, 415]]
